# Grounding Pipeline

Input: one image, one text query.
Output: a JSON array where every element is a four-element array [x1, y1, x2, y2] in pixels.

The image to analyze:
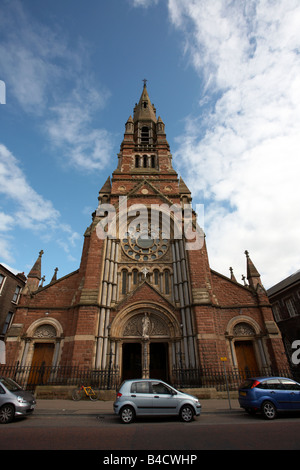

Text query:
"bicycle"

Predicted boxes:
[[71, 384, 100, 401]]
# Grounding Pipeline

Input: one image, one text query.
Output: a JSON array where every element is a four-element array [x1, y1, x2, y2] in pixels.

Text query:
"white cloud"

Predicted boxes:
[[45, 81, 114, 172], [0, 144, 60, 230], [131, 0, 160, 7], [0, 0, 113, 172], [0, 0, 76, 112], [168, 0, 300, 287], [0, 144, 80, 263]]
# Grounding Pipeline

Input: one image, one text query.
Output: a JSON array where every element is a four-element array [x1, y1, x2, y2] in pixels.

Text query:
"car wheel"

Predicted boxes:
[[0, 404, 15, 424], [120, 406, 135, 424], [261, 401, 277, 420], [180, 405, 194, 422]]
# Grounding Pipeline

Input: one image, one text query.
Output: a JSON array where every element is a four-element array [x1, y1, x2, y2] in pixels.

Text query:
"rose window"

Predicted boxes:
[[122, 222, 169, 261]]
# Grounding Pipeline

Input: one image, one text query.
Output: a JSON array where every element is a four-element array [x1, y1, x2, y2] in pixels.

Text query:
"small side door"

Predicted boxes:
[[151, 381, 178, 415], [130, 381, 153, 415]]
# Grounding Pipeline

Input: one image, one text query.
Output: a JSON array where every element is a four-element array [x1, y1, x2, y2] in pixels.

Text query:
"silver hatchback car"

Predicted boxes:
[[114, 379, 201, 423], [0, 377, 36, 424]]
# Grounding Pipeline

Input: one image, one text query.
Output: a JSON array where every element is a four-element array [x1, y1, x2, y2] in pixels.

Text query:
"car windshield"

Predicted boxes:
[[0, 377, 22, 392]]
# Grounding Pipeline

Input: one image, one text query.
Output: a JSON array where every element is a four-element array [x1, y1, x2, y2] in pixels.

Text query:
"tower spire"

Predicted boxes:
[[28, 250, 43, 280], [245, 250, 262, 290], [133, 81, 157, 123], [23, 250, 44, 294]]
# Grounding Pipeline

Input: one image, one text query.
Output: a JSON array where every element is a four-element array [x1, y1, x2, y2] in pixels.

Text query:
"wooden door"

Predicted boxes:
[[28, 343, 54, 385], [235, 341, 259, 377]]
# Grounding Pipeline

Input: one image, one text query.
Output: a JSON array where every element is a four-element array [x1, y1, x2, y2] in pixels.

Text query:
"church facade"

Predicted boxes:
[[5, 84, 289, 385]]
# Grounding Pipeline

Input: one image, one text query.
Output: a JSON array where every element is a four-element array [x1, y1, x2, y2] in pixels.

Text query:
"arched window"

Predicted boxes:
[[135, 155, 140, 168], [151, 155, 156, 168], [154, 270, 159, 285], [143, 155, 147, 168], [133, 269, 138, 285], [164, 270, 170, 295]]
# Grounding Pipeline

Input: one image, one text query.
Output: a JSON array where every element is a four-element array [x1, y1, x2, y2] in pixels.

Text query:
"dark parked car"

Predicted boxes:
[[0, 377, 36, 424], [114, 378, 201, 423], [238, 376, 300, 419]]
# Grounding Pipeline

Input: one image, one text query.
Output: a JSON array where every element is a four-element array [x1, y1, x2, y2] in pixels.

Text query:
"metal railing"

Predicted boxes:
[[171, 366, 300, 391], [1, 363, 299, 392], [0, 363, 120, 391]]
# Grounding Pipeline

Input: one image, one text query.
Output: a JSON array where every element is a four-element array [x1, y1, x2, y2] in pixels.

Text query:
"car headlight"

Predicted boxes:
[[17, 396, 27, 404]]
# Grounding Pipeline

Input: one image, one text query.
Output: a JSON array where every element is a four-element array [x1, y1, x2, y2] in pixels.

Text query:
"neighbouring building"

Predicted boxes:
[[0, 264, 26, 363], [5, 84, 289, 385], [267, 270, 300, 372]]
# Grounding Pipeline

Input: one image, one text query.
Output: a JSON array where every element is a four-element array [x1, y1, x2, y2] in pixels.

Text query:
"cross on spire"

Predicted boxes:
[[142, 78, 148, 87]]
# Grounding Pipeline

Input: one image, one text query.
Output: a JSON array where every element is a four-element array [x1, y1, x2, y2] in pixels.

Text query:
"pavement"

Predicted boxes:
[[34, 398, 242, 416]]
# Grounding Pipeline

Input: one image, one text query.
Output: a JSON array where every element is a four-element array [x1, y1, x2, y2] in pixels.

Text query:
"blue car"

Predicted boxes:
[[238, 376, 300, 419]]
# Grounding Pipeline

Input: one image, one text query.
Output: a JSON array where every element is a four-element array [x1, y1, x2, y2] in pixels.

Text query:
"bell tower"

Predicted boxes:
[[113, 81, 175, 184]]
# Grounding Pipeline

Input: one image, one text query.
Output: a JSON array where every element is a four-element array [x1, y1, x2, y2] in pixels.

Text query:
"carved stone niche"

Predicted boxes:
[[123, 314, 168, 338], [33, 324, 57, 339], [233, 322, 256, 337]]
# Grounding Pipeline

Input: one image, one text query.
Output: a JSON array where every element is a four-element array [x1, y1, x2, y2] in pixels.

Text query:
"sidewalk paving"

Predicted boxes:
[[34, 398, 241, 415]]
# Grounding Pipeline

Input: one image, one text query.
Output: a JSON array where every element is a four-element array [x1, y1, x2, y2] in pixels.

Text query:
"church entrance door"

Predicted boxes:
[[28, 343, 55, 385], [150, 342, 168, 382], [122, 343, 142, 380], [235, 340, 259, 377]]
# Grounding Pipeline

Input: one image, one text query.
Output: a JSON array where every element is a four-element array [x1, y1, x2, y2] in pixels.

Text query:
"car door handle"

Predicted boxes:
[[131, 394, 136, 397], [154, 396, 160, 398]]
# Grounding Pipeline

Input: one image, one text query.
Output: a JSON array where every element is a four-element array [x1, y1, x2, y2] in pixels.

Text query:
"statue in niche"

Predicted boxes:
[[142, 313, 151, 339]]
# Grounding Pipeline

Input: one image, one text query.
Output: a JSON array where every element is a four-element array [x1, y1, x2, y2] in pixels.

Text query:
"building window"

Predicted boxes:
[[135, 155, 140, 168], [141, 126, 149, 144], [2, 312, 13, 335], [151, 155, 156, 168], [285, 298, 297, 317], [12, 286, 21, 303], [0, 274, 5, 293], [154, 270, 159, 285], [122, 270, 127, 295], [272, 303, 282, 322], [143, 155, 147, 168], [164, 270, 170, 295], [133, 270, 138, 285]]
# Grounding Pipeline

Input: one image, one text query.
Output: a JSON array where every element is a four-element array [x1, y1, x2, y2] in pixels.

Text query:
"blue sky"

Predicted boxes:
[[1, 0, 300, 289]]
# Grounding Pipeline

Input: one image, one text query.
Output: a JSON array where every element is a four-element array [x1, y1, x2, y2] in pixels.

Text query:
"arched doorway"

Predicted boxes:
[[22, 319, 64, 385], [232, 321, 261, 376], [28, 325, 57, 385], [110, 304, 181, 383]]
